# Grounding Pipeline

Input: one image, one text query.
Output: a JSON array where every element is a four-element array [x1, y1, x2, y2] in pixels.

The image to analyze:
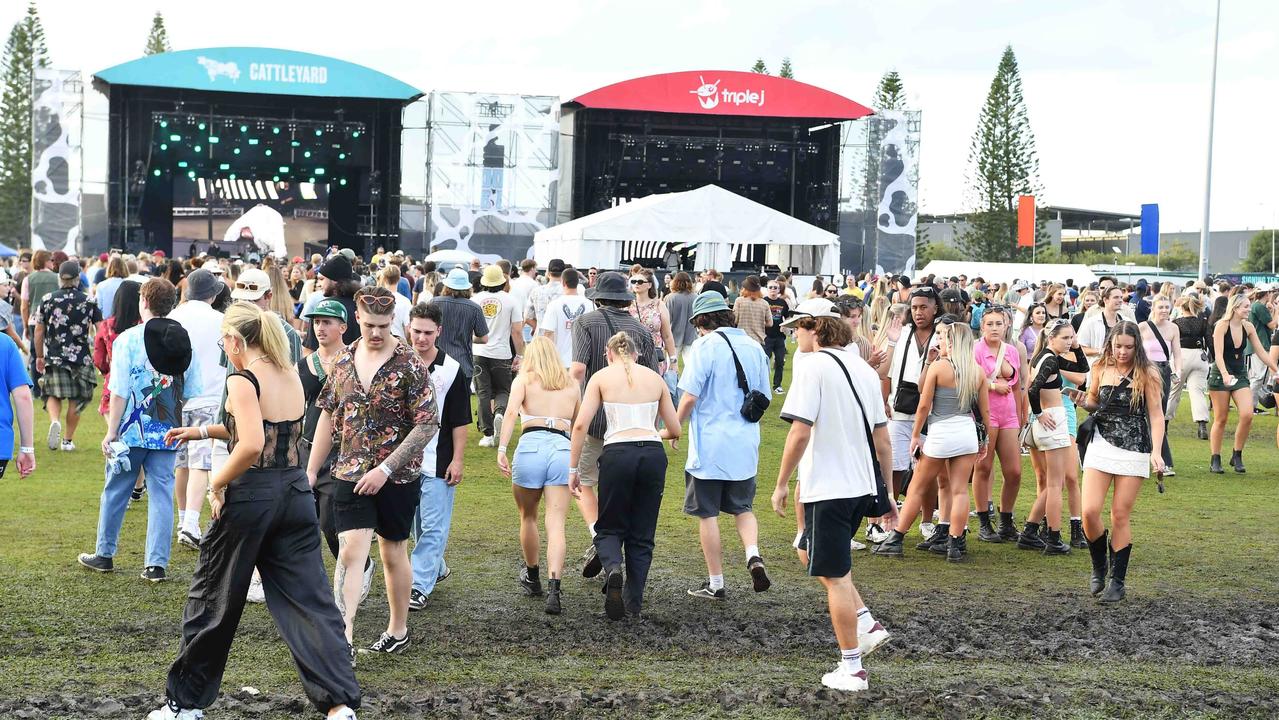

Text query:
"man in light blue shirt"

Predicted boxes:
[[676, 291, 772, 601]]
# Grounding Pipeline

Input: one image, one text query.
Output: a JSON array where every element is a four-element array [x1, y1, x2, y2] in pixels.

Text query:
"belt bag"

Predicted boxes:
[[716, 331, 770, 423]]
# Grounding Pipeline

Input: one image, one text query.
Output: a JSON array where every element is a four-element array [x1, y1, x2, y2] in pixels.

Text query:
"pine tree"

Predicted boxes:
[[778, 58, 794, 79], [0, 1, 50, 247], [874, 70, 905, 110], [750, 58, 768, 74], [959, 46, 1045, 263], [144, 11, 172, 55]]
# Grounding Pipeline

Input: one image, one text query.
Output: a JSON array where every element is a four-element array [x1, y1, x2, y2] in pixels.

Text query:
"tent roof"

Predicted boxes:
[[917, 260, 1098, 287]]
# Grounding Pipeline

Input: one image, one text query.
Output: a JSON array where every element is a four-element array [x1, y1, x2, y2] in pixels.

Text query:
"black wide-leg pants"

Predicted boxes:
[[593, 441, 667, 612], [165, 467, 360, 713]]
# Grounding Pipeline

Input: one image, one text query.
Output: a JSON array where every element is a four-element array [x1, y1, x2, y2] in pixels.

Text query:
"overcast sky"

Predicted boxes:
[[6, 0, 1276, 232]]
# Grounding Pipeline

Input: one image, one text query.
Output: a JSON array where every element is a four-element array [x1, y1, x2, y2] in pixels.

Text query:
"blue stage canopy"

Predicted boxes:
[[93, 47, 422, 102]]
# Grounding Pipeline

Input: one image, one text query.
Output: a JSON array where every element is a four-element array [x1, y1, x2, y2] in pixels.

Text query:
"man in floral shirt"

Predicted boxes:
[[34, 260, 101, 452], [308, 285, 438, 661]]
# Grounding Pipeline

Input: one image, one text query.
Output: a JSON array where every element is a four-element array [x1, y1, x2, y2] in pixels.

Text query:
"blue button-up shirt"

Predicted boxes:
[[678, 327, 771, 481]]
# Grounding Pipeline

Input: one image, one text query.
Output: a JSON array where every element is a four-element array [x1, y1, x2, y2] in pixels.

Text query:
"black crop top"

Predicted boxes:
[[225, 370, 305, 469], [1218, 323, 1246, 366], [1174, 316, 1209, 350], [1027, 347, 1089, 415]]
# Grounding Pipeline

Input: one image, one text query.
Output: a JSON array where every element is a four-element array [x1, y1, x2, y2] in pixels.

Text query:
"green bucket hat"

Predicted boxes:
[[690, 290, 730, 319]]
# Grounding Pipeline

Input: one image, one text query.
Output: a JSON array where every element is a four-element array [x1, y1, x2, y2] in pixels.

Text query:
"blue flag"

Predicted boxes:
[[1141, 204, 1160, 255]]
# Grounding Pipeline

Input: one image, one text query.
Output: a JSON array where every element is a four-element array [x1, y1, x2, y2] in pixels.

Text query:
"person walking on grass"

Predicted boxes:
[[34, 260, 101, 452], [0, 333, 36, 480], [429, 268, 489, 381], [78, 278, 203, 583], [307, 286, 439, 660], [676, 291, 772, 600], [1206, 294, 1277, 474], [497, 336, 580, 614], [407, 302, 473, 612], [762, 278, 790, 394], [298, 299, 350, 566], [148, 303, 360, 720], [473, 264, 525, 448], [771, 304, 891, 693]]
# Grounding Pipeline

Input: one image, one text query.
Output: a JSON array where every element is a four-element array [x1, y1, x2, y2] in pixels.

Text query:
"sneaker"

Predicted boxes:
[[821, 665, 869, 692], [47, 420, 61, 450], [360, 558, 375, 605], [129, 485, 145, 506], [850, 538, 868, 551], [436, 565, 452, 584], [409, 588, 428, 612], [519, 565, 543, 597], [581, 544, 603, 578], [77, 553, 114, 572], [493, 412, 504, 440], [774, 386, 785, 395], [246, 575, 265, 603], [141, 566, 168, 582], [603, 565, 625, 620], [60, 439, 75, 452], [747, 556, 771, 592], [361, 629, 410, 654], [178, 528, 201, 550], [478, 435, 495, 448], [687, 581, 726, 600], [329, 707, 357, 720], [147, 702, 204, 720], [348, 643, 357, 669], [858, 622, 890, 656], [865, 523, 890, 544], [919, 522, 937, 541], [1162, 467, 1175, 477]]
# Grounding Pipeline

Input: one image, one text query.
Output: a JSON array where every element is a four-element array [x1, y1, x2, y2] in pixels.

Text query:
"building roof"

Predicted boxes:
[[922, 205, 1140, 233]]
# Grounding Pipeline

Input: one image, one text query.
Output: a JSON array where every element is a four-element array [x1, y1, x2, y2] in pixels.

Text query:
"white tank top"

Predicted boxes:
[[602, 400, 660, 444]]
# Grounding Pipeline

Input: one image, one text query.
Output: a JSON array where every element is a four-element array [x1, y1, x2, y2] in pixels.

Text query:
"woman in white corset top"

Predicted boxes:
[[570, 331, 680, 620]]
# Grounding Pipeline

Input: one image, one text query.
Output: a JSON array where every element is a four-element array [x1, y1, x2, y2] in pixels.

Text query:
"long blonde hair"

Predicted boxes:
[[873, 302, 907, 349], [1217, 294, 1251, 333], [265, 263, 293, 320], [224, 301, 291, 369], [1090, 320, 1156, 411], [606, 331, 637, 385], [940, 322, 982, 408], [521, 336, 570, 391]]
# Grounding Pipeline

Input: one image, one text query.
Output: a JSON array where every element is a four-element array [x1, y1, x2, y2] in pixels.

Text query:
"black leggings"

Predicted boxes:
[[593, 441, 667, 612], [763, 335, 787, 388]]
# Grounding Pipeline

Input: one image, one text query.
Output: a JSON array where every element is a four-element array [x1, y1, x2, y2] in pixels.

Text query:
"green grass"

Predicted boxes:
[[1, 354, 1277, 719]]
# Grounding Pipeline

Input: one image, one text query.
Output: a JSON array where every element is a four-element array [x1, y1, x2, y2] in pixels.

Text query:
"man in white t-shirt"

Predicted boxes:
[[509, 259, 539, 341], [771, 298, 893, 694], [381, 264, 413, 338], [882, 286, 941, 539], [1011, 281, 1033, 331], [472, 265, 524, 447], [539, 268, 593, 368]]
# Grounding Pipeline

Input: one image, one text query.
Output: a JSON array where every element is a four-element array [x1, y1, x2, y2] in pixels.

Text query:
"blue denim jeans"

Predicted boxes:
[[410, 474, 455, 596], [96, 447, 177, 568]]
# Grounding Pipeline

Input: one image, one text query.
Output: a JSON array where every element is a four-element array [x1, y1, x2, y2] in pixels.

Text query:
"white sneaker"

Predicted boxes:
[[821, 665, 869, 692], [60, 439, 75, 452], [47, 420, 61, 450], [774, 386, 785, 394], [850, 538, 867, 551], [865, 523, 891, 544], [329, 707, 357, 720], [920, 522, 937, 540], [246, 575, 265, 604], [493, 412, 504, 439], [858, 622, 891, 656], [478, 435, 495, 448], [360, 557, 376, 605], [147, 704, 204, 720]]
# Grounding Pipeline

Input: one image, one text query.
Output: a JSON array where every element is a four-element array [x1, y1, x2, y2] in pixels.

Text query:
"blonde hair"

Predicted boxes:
[[606, 331, 637, 385], [265, 263, 293, 320], [873, 302, 908, 349], [521, 336, 570, 391], [1044, 283, 1067, 310], [1218, 294, 1251, 331], [223, 302, 291, 370], [867, 294, 889, 334], [940, 322, 983, 408]]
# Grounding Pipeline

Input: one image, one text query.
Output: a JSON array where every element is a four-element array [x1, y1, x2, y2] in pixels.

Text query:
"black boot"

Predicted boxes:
[[997, 511, 1019, 542], [1087, 531, 1108, 596], [1230, 449, 1246, 474], [1099, 543, 1130, 603], [871, 529, 904, 556], [946, 532, 967, 562], [1197, 420, 1209, 440], [1042, 528, 1071, 555], [921, 523, 950, 553], [977, 511, 1002, 543], [1017, 522, 1046, 550], [545, 578, 562, 615], [1209, 454, 1224, 474], [1069, 519, 1088, 549], [519, 564, 543, 596]]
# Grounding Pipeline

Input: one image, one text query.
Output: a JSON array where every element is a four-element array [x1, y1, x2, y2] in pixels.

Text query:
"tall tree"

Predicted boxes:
[[874, 70, 905, 110], [959, 45, 1045, 263], [778, 57, 794, 79], [1240, 230, 1279, 272], [0, 1, 50, 247], [144, 11, 172, 55], [750, 58, 769, 74]]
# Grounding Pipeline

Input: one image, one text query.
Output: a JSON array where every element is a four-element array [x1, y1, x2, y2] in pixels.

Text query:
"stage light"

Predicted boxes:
[[248, 138, 259, 145], [315, 168, 326, 175], [219, 163, 230, 170], [193, 145, 202, 152], [308, 177, 315, 184], [160, 144, 168, 151], [209, 136, 219, 144], [352, 131, 360, 138], [169, 134, 181, 142], [177, 161, 189, 168], [291, 141, 300, 147], [279, 166, 290, 172], [198, 122, 206, 130], [265, 149, 273, 156], [240, 125, 248, 132], [339, 178, 347, 186], [273, 127, 281, 134], [159, 120, 167, 128], [187, 170, 196, 178], [273, 175, 280, 182], [315, 129, 322, 137], [304, 151, 311, 158], [153, 169, 161, 177], [229, 173, 237, 180], [339, 153, 346, 160]]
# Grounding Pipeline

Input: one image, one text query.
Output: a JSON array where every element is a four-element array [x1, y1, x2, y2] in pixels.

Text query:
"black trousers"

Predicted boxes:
[[474, 355, 513, 437], [594, 441, 667, 611], [165, 467, 360, 713], [1155, 361, 1173, 468], [763, 335, 787, 388]]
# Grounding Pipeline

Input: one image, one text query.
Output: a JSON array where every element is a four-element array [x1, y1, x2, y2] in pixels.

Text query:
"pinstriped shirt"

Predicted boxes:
[[571, 306, 659, 438]]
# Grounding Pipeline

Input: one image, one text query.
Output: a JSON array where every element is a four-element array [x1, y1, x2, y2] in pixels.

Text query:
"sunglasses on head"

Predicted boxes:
[[910, 286, 937, 299], [235, 281, 263, 292], [1047, 317, 1072, 329], [357, 293, 395, 308]]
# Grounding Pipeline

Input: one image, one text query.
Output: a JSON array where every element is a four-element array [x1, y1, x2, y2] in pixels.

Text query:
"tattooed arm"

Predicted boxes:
[[351, 367, 440, 495]]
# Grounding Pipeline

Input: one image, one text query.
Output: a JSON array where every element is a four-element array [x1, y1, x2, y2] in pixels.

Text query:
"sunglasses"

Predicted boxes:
[[357, 293, 395, 308], [629, 278, 649, 285], [234, 281, 263, 292], [767, 285, 779, 290], [1047, 317, 1072, 329], [825, 288, 838, 294]]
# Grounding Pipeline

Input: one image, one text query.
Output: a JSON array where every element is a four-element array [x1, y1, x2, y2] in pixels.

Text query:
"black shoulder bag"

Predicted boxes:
[[716, 330, 770, 423], [820, 350, 896, 517], [892, 329, 933, 415]]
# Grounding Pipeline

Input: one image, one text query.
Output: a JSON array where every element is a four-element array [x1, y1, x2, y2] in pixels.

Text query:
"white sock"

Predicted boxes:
[[588, 523, 596, 539], [744, 545, 760, 562], [185, 511, 200, 533], [857, 607, 876, 634], [708, 574, 724, 591], [840, 647, 863, 674], [1070, 516, 1081, 521], [177, 510, 190, 530]]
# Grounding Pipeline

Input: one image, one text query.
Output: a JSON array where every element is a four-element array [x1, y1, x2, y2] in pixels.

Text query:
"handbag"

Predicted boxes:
[[716, 331, 770, 423], [820, 350, 896, 517], [1077, 415, 1096, 463], [1019, 353, 1053, 448], [891, 329, 933, 415]]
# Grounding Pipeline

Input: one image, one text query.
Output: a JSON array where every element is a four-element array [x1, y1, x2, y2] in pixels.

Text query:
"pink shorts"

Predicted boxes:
[[988, 394, 1020, 429]]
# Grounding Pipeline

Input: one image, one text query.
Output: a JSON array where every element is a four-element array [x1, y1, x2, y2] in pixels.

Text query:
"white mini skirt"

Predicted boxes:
[[1083, 431, 1150, 479], [922, 415, 979, 459]]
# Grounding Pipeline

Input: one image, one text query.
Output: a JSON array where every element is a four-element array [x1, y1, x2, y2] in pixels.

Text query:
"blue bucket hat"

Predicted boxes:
[[690, 290, 730, 319], [443, 267, 472, 291]]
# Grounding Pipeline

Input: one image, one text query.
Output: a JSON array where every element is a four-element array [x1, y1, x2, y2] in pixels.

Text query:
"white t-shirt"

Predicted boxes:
[[390, 293, 412, 338], [1012, 292, 1034, 331], [539, 293, 594, 367], [472, 290, 518, 360], [780, 347, 886, 503], [508, 274, 538, 323], [168, 300, 226, 409]]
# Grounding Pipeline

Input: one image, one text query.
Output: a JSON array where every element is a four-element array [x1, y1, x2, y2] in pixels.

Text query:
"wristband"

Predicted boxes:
[[378, 462, 393, 477], [497, 446, 508, 455], [19, 446, 34, 454], [568, 467, 579, 475], [198, 425, 209, 440]]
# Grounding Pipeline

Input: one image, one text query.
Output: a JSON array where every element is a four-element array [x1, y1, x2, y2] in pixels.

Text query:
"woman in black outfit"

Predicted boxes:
[[1169, 294, 1211, 440], [151, 303, 359, 720]]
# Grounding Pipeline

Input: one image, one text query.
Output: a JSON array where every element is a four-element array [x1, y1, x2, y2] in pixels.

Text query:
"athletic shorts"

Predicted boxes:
[[176, 405, 218, 470], [683, 474, 756, 518], [512, 430, 570, 490], [889, 419, 921, 472], [334, 476, 422, 541], [577, 435, 604, 488], [797, 495, 876, 578]]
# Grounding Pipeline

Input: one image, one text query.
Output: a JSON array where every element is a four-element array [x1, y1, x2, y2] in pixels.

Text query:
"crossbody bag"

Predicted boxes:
[[819, 350, 895, 518]]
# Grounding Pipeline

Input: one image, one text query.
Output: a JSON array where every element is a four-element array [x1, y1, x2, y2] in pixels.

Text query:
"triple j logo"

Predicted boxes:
[[688, 76, 766, 111]]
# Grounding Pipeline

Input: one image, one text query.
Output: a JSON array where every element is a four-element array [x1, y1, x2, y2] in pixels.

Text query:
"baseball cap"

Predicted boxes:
[[304, 298, 349, 323], [780, 298, 842, 328], [339, 248, 357, 261], [1013, 281, 1030, 292], [939, 287, 964, 304], [59, 260, 82, 279], [231, 268, 271, 300]]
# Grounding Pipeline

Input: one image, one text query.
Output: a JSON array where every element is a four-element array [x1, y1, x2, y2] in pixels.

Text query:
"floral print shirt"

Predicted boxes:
[[317, 339, 438, 485], [35, 288, 101, 368]]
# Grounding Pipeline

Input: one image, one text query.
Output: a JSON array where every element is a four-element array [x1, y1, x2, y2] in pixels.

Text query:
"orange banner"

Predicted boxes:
[[1017, 195, 1035, 247]]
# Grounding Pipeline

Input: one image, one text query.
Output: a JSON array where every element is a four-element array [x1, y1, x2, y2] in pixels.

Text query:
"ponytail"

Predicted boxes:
[[606, 331, 636, 386], [223, 302, 291, 369]]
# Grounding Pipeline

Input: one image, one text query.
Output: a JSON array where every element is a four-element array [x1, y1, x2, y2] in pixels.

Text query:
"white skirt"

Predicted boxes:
[[1083, 431, 1150, 478], [923, 415, 979, 459], [1031, 406, 1072, 451]]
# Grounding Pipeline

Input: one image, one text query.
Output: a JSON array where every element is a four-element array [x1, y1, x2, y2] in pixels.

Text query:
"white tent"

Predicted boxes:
[[917, 260, 1098, 288], [533, 184, 839, 276]]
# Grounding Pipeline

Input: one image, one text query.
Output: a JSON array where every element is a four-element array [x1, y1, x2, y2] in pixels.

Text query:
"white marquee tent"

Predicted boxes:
[[917, 260, 1099, 288], [533, 184, 840, 276]]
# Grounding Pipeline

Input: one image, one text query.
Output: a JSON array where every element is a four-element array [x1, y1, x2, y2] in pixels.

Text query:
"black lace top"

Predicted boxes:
[[1093, 375, 1151, 453], [1174, 316, 1209, 350], [225, 370, 305, 469]]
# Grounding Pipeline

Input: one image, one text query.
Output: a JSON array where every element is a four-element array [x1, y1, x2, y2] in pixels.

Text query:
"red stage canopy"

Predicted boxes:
[[568, 70, 874, 121]]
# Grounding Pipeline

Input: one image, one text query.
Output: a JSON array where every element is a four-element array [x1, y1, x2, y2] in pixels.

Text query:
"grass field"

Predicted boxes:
[[2, 355, 1278, 719]]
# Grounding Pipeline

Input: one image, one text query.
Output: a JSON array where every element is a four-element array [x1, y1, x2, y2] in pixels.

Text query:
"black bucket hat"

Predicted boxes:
[[144, 318, 192, 377]]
